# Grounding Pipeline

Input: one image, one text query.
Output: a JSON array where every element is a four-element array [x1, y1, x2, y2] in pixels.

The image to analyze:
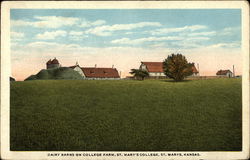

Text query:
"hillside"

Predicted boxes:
[[10, 79, 242, 151], [25, 67, 83, 80]]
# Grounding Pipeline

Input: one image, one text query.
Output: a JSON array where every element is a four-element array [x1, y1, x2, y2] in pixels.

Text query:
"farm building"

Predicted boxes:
[[139, 62, 199, 78], [46, 58, 120, 79], [216, 70, 233, 78], [190, 63, 199, 76], [69, 64, 120, 79], [140, 62, 165, 77], [46, 58, 60, 69]]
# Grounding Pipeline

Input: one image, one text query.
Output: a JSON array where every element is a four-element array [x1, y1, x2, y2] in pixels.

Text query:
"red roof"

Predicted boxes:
[[46, 59, 52, 65], [216, 70, 232, 75], [191, 64, 199, 73], [141, 62, 164, 72], [142, 62, 199, 73], [81, 67, 120, 78], [51, 58, 59, 64], [47, 58, 59, 65]]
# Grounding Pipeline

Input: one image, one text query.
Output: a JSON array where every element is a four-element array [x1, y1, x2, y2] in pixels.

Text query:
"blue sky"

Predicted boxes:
[[11, 9, 241, 48], [10, 9, 242, 80]]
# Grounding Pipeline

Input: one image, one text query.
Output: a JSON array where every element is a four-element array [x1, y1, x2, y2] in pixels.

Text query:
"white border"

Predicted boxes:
[[1, 1, 249, 160]]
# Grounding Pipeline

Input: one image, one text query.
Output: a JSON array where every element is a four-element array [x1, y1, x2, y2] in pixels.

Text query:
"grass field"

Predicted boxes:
[[10, 78, 242, 151]]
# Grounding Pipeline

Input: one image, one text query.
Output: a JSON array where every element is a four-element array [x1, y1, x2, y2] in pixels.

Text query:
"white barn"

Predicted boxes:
[[216, 70, 233, 78], [139, 62, 199, 78], [140, 62, 165, 77], [69, 64, 120, 79]]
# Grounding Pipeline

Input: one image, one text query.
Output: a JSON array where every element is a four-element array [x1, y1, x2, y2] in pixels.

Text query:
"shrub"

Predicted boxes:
[[163, 53, 193, 81]]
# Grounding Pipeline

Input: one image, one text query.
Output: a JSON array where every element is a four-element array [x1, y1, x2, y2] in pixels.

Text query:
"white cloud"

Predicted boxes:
[[86, 22, 162, 36], [188, 31, 216, 36], [80, 19, 106, 28], [11, 16, 107, 29], [186, 37, 210, 41], [11, 16, 79, 28], [171, 41, 201, 48], [125, 32, 134, 35], [36, 30, 67, 40], [11, 20, 33, 26], [68, 31, 88, 41], [33, 16, 79, 28], [111, 35, 209, 45], [220, 27, 241, 36], [111, 36, 183, 45], [208, 42, 241, 48], [150, 25, 207, 35], [92, 20, 106, 26], [26, 41, 61, 48], [149, 42, 167, 48], [69, 31, 84, 36], [11, 31, 24, 40]]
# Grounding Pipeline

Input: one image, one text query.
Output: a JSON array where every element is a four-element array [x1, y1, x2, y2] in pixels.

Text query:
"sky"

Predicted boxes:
[[10, 9, 242, 80]]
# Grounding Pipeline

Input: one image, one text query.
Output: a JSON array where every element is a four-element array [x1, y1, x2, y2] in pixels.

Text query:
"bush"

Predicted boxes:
[[163, 53, 193, 81], [130, 69, 149, 80]]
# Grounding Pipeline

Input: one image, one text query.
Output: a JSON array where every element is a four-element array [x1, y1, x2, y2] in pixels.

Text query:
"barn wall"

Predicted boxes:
[[47, 64, 59, 69], [226, 72, 233, 77], [140, 64, 147, 71], [149, 72, 165, 77], [73, 67, 85, 77]]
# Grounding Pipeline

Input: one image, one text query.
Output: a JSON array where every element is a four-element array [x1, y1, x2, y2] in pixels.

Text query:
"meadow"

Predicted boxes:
[[10, 78, 242, 151]]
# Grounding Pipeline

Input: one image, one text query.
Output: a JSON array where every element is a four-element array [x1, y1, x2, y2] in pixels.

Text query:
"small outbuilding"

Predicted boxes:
[[216, 70, 233, 78]]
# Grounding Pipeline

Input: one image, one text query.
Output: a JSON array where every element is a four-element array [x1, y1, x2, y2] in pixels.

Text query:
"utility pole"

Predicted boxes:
[[233, 65, 235, 77]]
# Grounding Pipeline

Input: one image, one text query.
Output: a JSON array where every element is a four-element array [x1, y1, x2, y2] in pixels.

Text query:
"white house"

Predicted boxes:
[[139, 62, 199, 78], [140, 62, 165, 77], [216, 70, 233, 78]]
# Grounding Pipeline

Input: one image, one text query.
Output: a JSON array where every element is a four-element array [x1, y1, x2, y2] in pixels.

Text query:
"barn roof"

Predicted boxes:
[[141, 62, 164, 72], [46, 59, 52, 65], [81, 67, 120, 78], [191, 64, 199, 73], [47, 58, 59, 65], [216, 70, 232, 75], [69, 65, 80, 69], [51, 58, 59, 64], [141, 62, 199, 73]]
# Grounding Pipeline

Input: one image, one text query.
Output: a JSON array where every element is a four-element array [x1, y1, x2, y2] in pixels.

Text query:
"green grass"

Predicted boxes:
[[10, 78, 242, 151]]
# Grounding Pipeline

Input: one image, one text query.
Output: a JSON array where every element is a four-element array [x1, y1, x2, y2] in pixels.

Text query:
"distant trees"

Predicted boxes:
[[130, 69, 149, 80], [163, 53, 193, 81]]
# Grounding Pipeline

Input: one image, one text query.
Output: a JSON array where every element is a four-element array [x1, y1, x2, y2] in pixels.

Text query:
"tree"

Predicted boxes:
[[130, 69, 149, 80], [163, 53, 193, 81]]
